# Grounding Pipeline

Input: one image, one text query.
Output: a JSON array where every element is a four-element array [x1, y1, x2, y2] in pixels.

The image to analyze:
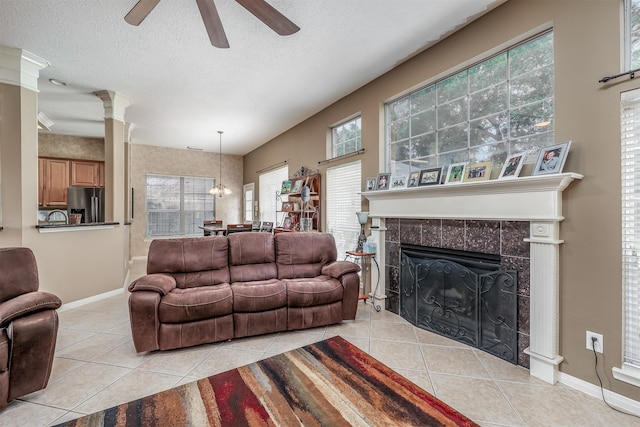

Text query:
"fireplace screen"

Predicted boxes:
[[400, 245, 518, 364]]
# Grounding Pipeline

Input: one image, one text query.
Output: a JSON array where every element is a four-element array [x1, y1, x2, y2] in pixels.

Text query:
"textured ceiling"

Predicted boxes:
[[1, 0, 505, 155]]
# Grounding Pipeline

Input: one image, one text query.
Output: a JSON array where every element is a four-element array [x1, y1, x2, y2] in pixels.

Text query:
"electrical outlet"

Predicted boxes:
[[586, 331, 603, 353]]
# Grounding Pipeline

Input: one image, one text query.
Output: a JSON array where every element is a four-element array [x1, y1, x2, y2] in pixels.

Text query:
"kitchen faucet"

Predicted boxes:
[[45, 209, 69, 224]]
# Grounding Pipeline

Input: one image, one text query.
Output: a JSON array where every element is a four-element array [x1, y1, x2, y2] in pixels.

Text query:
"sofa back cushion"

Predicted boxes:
[[228, 233, 277, 283], [147, 236, 230, 288], [275, 232, 338, 279], [0, 247, 39, 303]]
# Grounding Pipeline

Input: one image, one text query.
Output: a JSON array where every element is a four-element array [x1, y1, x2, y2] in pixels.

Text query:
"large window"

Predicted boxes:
[[146, 174, 215, 238], [626, 0, 640, 70], [259, 165, 288, 224], [331, 116, 362, 157], [615, 89, 640, 387], [385, 31, 554, 175], [326, 160, 362, 257], [243, 183, 254, 223]]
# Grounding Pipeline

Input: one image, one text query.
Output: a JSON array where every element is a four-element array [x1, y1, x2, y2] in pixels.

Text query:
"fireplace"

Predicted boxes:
[[400, 244, 518, 364], [362, 173, 583, 384]]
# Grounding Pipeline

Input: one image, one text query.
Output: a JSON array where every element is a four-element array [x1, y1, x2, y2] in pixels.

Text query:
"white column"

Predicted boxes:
[[524, 220, 564, 384]]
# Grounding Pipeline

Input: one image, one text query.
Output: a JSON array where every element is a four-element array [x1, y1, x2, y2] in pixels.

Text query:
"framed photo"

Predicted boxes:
[[365, 177, 377, 191], [418, 167, 443, 186], [391, 175, 407, 189], [282, 216, 292, 230], [280, 180, 292, 194], [376, 172, 391, 190], [533, 141, 572, 175], [291, 179, 303, 194], [407, 171, 420, 187], [464, 161, 492, 182], [499, 153, 526, 180], [281, 202, 293, 212], [445, 163, 467, 184]]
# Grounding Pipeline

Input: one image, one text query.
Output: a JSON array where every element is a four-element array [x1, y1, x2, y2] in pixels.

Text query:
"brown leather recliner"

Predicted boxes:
[[0, 247, 62, 409]]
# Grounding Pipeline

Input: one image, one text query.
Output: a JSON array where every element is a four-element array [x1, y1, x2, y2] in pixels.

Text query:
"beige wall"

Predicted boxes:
[[130, 144, 243, 258], [244, 0, 638, 399], [38, 133, 105, 160]]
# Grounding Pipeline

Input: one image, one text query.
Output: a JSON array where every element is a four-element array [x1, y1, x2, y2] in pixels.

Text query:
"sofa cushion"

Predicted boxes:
[[275, 233, 338, 279], [158, 284, 232, 323], [232, 279, 287, 312], [229, 233, 277, 283], [147, 237, 229, 286], [286, 276, 344, 308]]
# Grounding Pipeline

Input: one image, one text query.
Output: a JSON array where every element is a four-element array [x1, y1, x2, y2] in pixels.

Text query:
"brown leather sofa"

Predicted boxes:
[[128, 232, 361, 352], [0, 247, 62, 409]]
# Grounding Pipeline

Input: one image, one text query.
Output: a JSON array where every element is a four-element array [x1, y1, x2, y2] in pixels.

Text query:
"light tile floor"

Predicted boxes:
[[2, 284, 640, 426]]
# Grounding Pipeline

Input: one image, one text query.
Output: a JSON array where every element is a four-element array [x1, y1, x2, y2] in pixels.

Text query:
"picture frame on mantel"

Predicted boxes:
[[499, 153, 526, 180], [533, 141, 572, 176], [418, 167, 443, 186], [445, 163, 467, 184], [365, 177, 377, 191], [376, 173, 391, 190], [407, 171, 420, 187], [464, 161, 492, 183]]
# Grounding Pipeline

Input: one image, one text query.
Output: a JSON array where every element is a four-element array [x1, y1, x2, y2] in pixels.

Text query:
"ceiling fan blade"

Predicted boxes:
[[196, 0, 229, 48], [125, 0, 161, 26], [235, 0, 300, 36]]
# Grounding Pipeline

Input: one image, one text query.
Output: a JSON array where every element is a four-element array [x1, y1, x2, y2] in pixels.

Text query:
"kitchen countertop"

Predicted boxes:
[[36, 222, 120, 232]]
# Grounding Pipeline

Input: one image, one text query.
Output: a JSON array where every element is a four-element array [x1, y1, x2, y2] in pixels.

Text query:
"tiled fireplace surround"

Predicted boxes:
[[362, 172, 583, 385], [383, 218, 531, 367]]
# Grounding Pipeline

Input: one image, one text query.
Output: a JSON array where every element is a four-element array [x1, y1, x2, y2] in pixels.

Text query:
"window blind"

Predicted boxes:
[[621, 89, 640, 368], [326, 160, 362, 257], [259, 165, 288, 224], [145, 174, 214, 238]]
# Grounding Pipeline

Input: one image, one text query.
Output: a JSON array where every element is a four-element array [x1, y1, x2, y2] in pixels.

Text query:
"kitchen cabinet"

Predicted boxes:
[[41, 158, 70, 207], [38, 158, 105, 207], [38, 158, 44, 206], [71, 160, 104, 187]]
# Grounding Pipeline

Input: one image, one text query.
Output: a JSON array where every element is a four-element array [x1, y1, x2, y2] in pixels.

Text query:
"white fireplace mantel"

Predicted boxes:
[[362, 172, 583, 384], [362, 172, 583, 221]]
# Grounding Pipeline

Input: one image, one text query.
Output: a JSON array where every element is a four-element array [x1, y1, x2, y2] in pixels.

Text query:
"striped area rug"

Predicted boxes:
[[57, 336, 478, 426]]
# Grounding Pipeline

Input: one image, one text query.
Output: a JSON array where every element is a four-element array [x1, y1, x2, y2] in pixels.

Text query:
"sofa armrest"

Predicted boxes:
[[128, 274, 176, 295], [322, 260, 360, 279], [0, 292, 61, 328]]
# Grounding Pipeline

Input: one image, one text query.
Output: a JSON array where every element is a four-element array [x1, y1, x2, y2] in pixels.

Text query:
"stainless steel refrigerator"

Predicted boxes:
[[67, 187, 105, 223]]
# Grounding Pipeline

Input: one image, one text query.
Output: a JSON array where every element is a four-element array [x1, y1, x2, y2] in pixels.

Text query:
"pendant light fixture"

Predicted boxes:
[[209, 130, 232, 197]]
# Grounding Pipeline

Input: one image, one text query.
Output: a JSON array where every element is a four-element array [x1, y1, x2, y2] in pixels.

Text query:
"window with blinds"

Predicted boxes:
[[259, 165, 288, 224], [326, 160, 362, 257], [145, 174, 215, 238], [617, 88, 640, 385]]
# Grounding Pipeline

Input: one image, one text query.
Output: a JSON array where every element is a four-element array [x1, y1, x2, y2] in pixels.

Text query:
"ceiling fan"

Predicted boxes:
[[124, 0, 300, 48]]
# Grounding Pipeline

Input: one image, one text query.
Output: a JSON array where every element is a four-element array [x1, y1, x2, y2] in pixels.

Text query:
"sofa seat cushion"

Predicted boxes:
[[286, 276, 343, 308], [158, 284, 232, 323], [231, 280, 287, 313]]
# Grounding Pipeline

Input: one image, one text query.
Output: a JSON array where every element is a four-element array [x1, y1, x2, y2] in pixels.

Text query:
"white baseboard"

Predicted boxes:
[[130, 256, 147, 263], [559, 371, 640, 416], [58, 288, 124, 312]]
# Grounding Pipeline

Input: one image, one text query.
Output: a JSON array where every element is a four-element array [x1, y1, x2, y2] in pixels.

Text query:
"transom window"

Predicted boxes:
[[332, 116, 362, 157], [385, 31, 554, 176], [145, 174, 215, 238]]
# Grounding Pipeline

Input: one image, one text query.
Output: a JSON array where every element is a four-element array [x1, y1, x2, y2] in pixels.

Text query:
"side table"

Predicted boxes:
[[345, 250, 381, 312]]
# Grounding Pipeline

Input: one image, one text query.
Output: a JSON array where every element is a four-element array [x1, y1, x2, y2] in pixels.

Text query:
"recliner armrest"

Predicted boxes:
[[0, 291, 61, 328], [128, 274, 176, 295], [321, 261, 360, 279]]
